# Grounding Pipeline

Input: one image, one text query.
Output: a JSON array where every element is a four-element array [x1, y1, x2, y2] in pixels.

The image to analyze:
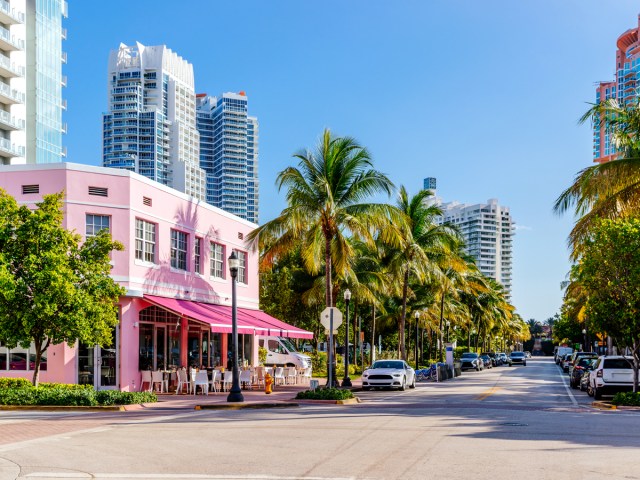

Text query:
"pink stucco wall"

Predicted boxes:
[[0, 163, 260, 390]]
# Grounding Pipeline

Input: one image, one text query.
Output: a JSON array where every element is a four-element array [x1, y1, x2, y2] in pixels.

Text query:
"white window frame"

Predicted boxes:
[[171, 229, 188, 271], [86, 214, 110, 238], [209, 242, 225, 279], [135, 219, 156, 264], [235, 250, 247, 284]]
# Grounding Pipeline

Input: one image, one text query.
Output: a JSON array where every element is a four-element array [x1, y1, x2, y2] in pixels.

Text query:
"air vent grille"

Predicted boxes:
[[22, 184, 39, 194], [143, 196, 152, 206], [237, 232, 244, 240], [88, 186, 108, 197]]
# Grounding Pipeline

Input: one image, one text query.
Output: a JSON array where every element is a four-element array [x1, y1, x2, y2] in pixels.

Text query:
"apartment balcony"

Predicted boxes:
[[0, 110, 23, 131], [61, 51, 67, 64], [61, 75, 67, 87], [0, 137, 23, 157], [62, 1, 68, 18], [0, 53, 23, 78], [0, 82, 24, 104], [0, 26, 23, 51], [61, 122, 67, 134], [61, 28, 67, 40], [0, 0, 24, 24], [61, 99, 67, 110]]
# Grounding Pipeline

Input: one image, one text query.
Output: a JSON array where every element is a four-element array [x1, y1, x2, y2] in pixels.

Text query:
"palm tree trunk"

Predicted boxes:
[[400, 267, 409, 360], [438, 293, 445, 362], [370, 305, 376, 365], [325, 236, 332, 307]]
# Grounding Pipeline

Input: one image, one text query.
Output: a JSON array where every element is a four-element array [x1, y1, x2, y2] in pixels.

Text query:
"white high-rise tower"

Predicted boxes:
[[102, 42, 205, 201]]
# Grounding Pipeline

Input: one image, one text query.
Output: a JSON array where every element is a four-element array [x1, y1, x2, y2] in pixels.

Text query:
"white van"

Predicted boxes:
[[258, 336, 312, 368]]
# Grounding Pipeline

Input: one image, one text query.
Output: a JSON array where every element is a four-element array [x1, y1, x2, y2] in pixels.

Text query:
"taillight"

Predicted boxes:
[[575, 366, 583, 371], [597, 370, 603, 377]]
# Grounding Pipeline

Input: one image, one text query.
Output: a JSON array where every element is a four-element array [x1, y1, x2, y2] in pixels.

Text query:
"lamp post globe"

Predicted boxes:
[[342, 289, 352, 388], [227, 251, 244, 403], [414, 311, 420, 371], [582, 328, 588, 352]]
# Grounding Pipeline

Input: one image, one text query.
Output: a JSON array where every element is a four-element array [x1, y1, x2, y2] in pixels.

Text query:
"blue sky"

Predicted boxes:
[[64, 0, 640, 322]]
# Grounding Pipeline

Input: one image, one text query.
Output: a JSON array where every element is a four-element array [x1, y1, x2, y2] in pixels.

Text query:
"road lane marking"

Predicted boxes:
[[475, 386, 502, 400], [556, 364, 578, 407]]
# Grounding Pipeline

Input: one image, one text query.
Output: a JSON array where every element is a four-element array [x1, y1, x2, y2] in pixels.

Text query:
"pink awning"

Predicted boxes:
[[142, 295, 313, 339]]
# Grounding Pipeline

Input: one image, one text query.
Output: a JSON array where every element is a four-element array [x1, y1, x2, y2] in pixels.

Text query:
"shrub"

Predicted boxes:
[[95, 390, 157, 405], [612, 391, 640, 406], [0, 377, 32, 389], [0, 386, 37, 405], [295, 387, 354, 400], [39, 382, 94, 392], [35, 386, 97, 406]]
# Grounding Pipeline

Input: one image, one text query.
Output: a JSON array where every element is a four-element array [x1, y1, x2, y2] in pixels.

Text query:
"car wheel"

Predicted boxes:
[[399, 376, 406, 391], [587, 382, 595, 397], [476, 366, 481, 371], [523, 363, 526, 367], [594, 387, 602, 400], [410, 376, 416, 389]]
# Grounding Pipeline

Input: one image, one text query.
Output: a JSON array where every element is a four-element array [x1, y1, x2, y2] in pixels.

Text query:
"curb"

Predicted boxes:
[[294, 397, 361, 405], [194, 402, 299, 410], [0, 405, 126, 412], [592, 401, 616, 410]]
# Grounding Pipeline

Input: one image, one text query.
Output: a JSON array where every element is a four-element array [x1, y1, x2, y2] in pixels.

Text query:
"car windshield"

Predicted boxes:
[[279, 337, 298, 353], [511, 352, 524, 357], [372, 361, 405, 369], [461, 353, 477, 359]]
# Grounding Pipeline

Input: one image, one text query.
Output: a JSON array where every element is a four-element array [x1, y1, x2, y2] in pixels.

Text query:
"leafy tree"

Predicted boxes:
[[247, 129, 398, 309], [579, 218, 640, 392], [554, 99, 640, 257], [0, 191, 125, 386]]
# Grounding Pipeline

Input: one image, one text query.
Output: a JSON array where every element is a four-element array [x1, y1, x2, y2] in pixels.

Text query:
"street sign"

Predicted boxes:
[[320, 307, 343, 330]]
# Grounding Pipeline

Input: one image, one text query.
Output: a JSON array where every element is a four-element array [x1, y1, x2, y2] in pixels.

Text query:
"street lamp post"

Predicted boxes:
[[226, 251, 244, 403], [445, 320, 450, 343], [414, 311, 420, 371], [342, 289, 352, 387], [582, 328, 588, 352]]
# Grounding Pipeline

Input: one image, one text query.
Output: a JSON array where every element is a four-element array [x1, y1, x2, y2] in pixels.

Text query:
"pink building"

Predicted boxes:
[[0, 163, 311, 390]]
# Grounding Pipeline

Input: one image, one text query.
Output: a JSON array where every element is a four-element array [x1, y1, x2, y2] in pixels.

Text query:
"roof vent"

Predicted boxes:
[[22, 184, 39, 194], [88, 186, 108, 197], [237, 232, 244, 240], [143, 196, 152, 207]]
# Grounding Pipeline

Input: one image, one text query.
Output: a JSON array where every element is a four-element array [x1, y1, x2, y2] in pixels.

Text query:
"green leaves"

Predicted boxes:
[[0, 189, 125, 385]]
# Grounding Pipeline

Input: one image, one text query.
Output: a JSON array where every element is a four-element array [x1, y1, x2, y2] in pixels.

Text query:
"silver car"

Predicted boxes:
[[362, 360, 416, 391]]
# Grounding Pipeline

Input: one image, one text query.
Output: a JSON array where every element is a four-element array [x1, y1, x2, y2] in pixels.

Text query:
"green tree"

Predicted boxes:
[[0, 191, 125, 386], [247, 129, 397, 309], [554, 99, 640, 256], [579, 218, 640, 392]]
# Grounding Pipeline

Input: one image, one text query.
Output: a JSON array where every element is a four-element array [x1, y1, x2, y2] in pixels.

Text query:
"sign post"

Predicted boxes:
[[321, 307, 343, 388]]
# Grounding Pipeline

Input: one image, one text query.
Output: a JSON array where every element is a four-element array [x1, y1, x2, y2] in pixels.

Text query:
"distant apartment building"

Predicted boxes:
[[439, 198, 514, 297], [102, 42, 206, 201], [592, 14, 640, 164], [196, 92, 259, 223], [423, 177, 436, 191], [0, 0, 67, 165]]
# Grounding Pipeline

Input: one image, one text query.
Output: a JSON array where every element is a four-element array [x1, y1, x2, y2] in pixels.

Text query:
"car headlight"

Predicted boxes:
[[363, 372, 369, 378], [392, 373, 402, 377]]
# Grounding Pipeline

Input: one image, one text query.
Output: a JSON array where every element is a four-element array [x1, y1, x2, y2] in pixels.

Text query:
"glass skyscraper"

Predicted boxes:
[[102, 42, 205, 201], [196, 92, 259, 223], [0, 0, 66, 165]]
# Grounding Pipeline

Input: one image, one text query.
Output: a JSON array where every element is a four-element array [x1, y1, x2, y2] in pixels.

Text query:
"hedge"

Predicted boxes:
[[295, 387, 354, 400], [612, 391, 640, 406], [0, 378, 157, 406]]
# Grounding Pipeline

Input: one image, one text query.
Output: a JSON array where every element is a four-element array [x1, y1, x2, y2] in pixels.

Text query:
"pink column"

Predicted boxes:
[[180, 316, 188, 367]]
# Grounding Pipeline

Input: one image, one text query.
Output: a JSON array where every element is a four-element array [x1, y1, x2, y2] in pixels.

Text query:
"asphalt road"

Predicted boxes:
[[1, 358, 639, 480]]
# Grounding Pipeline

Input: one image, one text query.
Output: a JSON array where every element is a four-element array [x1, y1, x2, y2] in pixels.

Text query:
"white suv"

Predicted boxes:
[[587, 356, 635, 400]]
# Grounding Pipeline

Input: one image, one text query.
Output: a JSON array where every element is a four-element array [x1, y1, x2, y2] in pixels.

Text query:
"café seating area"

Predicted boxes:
[[139, 365, 313, 395]]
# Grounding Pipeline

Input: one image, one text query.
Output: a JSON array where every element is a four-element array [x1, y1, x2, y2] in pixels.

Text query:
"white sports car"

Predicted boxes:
[[361, 360, 416, 391]]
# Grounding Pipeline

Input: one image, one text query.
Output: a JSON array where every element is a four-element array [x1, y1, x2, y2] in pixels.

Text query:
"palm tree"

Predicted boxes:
[[384, 186, 460, 360], [247, 129, 397, 309], [554, 99, 640, 256]]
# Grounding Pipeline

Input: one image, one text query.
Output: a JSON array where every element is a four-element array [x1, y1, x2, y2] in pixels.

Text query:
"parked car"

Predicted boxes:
[[554, 346, 574, 364], [579, 365, 594, 391], [588, 356, 635, 399], [509, 351, 526, 366], [257, 336, 312, 368], [496, 352, 511, 366], [568, 352, 598, 377], [479, 354, 493, 369], [361, 360, 416, 391], [570, 357, 596, 389], [481, 352, 499, 366], [561, 353, 573, 372], [460, 352, 483, 371], [524, 351, 532, 358]]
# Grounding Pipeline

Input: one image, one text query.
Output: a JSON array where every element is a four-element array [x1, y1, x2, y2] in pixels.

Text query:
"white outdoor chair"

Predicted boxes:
[[176, 368, 190, 394], [301, 367, 312, 384], [286, 367, 297, 385], [151, 370, 166, 393], [239, 369, 253, 389], [274, 367, 286, 386], [209, 370, 220, 393], [140, 370, 152, 392], [193, 371, 209, 395], [255, 367, 265, 389], [222, 371, 233, 392]]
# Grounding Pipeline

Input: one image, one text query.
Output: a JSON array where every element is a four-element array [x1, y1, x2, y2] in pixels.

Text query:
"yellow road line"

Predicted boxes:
[[476, 386, 502, 401]]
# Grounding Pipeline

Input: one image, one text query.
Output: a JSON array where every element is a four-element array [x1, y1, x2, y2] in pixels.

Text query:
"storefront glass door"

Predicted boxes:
[[77, 328, 118, 390]]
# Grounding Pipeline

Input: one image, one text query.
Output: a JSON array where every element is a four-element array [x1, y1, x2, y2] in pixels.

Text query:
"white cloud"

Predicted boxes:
[[514, 225, 533, 231]]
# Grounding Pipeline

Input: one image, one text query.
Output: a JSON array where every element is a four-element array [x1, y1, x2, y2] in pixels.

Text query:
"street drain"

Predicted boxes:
[[499, 422, 528, 426]]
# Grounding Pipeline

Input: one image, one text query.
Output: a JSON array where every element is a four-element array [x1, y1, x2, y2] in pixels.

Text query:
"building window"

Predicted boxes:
[[235, 250, 247, 284], [86, 214, 110, 238], [194, 237, 202, 274], [209, 242, 224, 279], [0, 343, 47, 371], [171, 230, 188, 271], [135, 219, 156, 263]]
